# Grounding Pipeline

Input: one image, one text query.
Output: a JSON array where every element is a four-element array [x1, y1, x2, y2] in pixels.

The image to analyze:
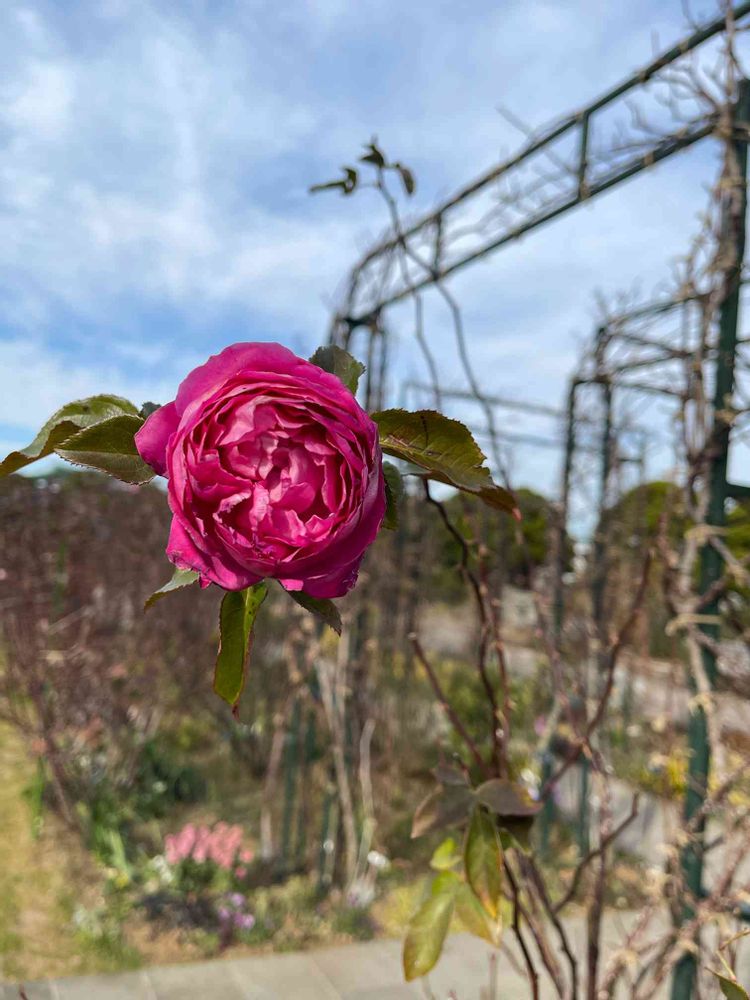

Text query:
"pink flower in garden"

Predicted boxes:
[[164, 821, 253, 873], [136, 343, 386, 598]]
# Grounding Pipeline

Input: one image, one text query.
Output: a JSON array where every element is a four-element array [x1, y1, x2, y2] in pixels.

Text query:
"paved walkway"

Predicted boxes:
[[5, 935, 523, 999], [2, 921, 679, 1000]]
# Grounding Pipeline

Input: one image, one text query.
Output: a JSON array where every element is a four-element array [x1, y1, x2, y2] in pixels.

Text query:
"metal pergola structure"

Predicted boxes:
[[324, 7, 750, 997], [555, 146, 750, 988], [330, 3, 750, 346]]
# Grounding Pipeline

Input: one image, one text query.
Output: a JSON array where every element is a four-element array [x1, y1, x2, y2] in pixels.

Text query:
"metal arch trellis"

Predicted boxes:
[[402, 377, 646, 480], [554, 153, 750, 988], [404, 376, 649, 855], [324, 6, 750, 998], [329, 2, 750, 347], [551, 302, 704, 873]]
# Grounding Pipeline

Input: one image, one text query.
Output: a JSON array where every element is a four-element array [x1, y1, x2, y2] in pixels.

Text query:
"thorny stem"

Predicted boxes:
[[423, 481, 506, 776], [409, 633, 491, 779]]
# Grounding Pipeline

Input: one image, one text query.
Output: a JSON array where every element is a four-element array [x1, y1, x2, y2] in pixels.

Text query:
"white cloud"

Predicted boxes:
[[4, 58, 72, 136], [0, 0, 746, 503], [0, 337, 183, 436]]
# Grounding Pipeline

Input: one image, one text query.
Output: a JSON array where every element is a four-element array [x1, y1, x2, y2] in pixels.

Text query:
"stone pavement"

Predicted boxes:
[[1, 921, 678, 1000], [3, 935, 528, 1000]]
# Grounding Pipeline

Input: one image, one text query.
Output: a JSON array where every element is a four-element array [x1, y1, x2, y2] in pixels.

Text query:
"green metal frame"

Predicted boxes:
[[325, 6, 750, 992], [547, 80, 749, 991], [671, 78, 750, 1000], [334, 4, 750, 330]]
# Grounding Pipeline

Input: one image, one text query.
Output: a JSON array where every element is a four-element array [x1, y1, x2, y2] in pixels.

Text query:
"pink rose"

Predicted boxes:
[[136, 343, 386, 598]]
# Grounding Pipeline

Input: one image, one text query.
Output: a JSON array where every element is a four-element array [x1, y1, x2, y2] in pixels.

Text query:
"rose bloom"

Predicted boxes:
[[136, 343, 385, 598]]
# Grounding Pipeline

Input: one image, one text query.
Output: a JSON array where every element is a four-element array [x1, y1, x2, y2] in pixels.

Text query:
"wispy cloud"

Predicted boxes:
[[0, 0, 742, 500]]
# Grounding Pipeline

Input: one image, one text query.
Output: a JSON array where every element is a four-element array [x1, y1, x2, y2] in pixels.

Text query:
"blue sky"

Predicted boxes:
[[1, 0, 747, 504]]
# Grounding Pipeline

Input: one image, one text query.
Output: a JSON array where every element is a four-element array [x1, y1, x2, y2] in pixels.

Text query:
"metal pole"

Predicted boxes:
[[671, 78, 750, 1000], [317, 775, 336, 893], [294, 710, 317, 866], [280, 697, 301, 869], [578, 364, 614, 859], [554, 379, 579, 643], [540, 379, 579, 858]]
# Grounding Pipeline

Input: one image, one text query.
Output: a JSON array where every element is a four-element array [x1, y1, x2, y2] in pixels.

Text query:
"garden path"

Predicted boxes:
[[6, 915, 677, 999]]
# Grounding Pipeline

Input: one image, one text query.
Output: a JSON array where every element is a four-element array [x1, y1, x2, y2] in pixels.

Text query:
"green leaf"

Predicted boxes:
[[214, 583, 268, 708], [434, 764, 470, 787], [309, 179, 348, 195], [286, 589, 342, 635], [464, 807, 503, 919], [145, 568, 200, 610], [309, 166, 358, 196], [309, 345, 365, 395], [430, 837, 462, 871], [498, 820, 533, 853], [475, 778, 541, 820], [0, 395, 140, 477], [402, 873, 457, 981], [430, 870, 460, 895], [55, 414, 153, 484], [711, 972, 750, 1000], [140, 402, 161, 418], [394, 162, 416, 196], [455, 882, 501, 946], [372, 409, 518, 515], [411, 783, 475, 839], [360, 140, 386, 168], [382, 461, 403, 530]]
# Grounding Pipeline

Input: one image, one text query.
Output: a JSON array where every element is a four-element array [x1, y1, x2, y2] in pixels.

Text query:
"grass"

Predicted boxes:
[[0, 725, 96, 980]]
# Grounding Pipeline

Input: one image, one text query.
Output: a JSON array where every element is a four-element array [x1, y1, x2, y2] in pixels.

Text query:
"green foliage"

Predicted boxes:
[[475, 778, 541, 820], [330, 905, 376, 941], [429, 837, 462, 871], [285, 588, 342, 635], [230, 876, 375, 952], [455, 880, 499, 945], [728, 501, 750, 558], [22, 758, 47, 840], [463, 807, 502, 919], [602, 480, 684, 544], [373, 408, 517, 514], [0, 395, 141, 477], [382, 461, 404, 530], [132, 740, 206, 817], [427, 487, 566, 597], [406, 767, 537, 980], [402, 870, 458, 981], [710, 972, 750, 999], [310, 138, 416, 198], [214, 583, 268, 708], [79, 739, 205, 868], [309, 166, 359, 196], [411, 782, 475, 839], [145, 568, 201, 610], [403, 818, 505, 982], [309, 345, 365, 395], [55, 414, 154, 484], [72, 902, 142, 972]]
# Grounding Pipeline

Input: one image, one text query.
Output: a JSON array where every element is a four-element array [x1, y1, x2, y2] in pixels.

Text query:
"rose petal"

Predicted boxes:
[[135, 402, 179, 477], [166, 516, 262, 591]]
